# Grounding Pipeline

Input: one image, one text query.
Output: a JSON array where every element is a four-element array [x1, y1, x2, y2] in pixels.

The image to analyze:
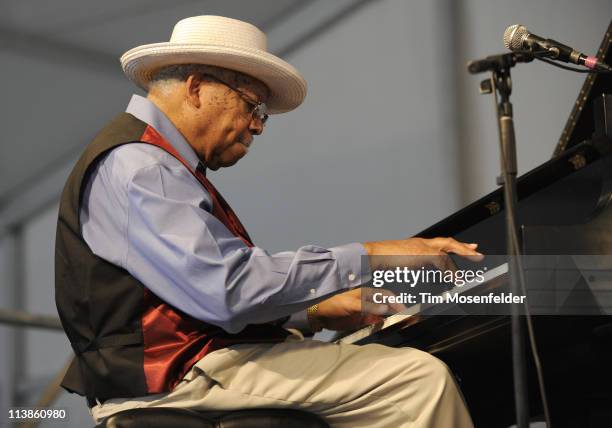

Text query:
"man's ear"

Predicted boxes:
[[186, 74, 204, 108]]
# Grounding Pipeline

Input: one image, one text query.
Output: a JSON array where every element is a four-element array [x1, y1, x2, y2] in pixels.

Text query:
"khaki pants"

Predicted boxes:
[[91, 331, 473, 427]]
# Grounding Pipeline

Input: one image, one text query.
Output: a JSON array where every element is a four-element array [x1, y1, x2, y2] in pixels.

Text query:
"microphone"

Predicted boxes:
[[503, 24, 611, 71]]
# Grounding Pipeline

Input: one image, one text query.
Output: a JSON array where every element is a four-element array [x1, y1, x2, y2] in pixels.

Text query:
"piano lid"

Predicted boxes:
[[554, 20, 612, 156]]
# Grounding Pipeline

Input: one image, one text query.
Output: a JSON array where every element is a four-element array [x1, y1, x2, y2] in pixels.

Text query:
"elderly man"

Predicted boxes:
[[55, 15, 479, 427]]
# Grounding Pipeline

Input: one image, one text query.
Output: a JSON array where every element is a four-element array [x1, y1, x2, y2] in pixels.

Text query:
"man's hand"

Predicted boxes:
[[309, 237, 483, 332], [312, 288, 383, 331], [362, 237, 483, 271]]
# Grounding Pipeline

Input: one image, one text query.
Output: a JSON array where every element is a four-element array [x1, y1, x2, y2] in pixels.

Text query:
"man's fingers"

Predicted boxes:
[[425, 251, 457, 272], [362, 288, 389, 315], [432, 237, 484, 261], [364, 302, 390, 315], [386, 296, 408, 313], [441, 253, 458, 272], [361, 313, 385, 326], [362, 288, 406, 315], [346, 294, 365, 313]]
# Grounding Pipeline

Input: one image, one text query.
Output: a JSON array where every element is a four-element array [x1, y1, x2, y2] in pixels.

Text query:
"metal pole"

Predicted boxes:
[[0, 309, 63, 330], [493, 68, 530, 428]]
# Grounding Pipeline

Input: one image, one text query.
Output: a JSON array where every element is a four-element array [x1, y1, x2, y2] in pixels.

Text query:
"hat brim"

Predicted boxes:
[[121, 43, 307, 114]]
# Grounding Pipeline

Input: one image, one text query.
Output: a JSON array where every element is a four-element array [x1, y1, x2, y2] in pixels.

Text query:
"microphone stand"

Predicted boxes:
[[468, 52, 532, 428]]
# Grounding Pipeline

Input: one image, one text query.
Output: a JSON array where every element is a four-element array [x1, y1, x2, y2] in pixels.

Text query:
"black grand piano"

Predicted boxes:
[[339, 23, 612, 427]]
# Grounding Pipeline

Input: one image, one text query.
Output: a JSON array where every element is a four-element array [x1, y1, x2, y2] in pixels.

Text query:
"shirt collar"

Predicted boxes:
[[125, 94, 202, 172]]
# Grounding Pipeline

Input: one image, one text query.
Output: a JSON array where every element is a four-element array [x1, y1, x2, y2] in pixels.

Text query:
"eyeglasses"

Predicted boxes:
[[203, 74, 269, 126]]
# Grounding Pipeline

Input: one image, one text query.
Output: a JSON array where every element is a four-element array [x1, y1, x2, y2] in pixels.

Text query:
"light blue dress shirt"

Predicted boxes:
[[80, 95, 370, 334]]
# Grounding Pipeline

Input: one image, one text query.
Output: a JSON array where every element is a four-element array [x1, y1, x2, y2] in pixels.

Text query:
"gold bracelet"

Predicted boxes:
[[307, 304, 323, 333]]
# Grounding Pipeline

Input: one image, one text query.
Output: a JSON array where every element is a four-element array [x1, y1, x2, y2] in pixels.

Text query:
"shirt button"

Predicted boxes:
[[310, 288, 316, 294], [348, 272, 356, 282]]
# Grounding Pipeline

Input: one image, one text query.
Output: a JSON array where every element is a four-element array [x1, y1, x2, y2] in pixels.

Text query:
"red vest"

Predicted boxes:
[[55, 113, 289, 400]]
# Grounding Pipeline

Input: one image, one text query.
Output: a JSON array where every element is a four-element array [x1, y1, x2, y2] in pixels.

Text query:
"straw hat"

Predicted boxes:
[[120, 15, 307, 114]]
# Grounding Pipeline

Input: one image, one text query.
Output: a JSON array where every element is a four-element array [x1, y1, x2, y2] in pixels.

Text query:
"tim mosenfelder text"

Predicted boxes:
[[370, 267, 527, 306]]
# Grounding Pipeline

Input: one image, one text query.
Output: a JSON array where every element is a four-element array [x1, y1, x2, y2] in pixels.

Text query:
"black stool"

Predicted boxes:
[[96, 407, 329, 428]]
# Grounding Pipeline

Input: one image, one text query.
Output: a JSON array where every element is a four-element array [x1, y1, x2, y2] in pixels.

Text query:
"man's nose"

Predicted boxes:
[[249, 119, 264, 136]]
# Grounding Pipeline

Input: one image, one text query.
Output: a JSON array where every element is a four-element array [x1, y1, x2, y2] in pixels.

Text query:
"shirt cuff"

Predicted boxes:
[[329, 242, 372, 289]]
